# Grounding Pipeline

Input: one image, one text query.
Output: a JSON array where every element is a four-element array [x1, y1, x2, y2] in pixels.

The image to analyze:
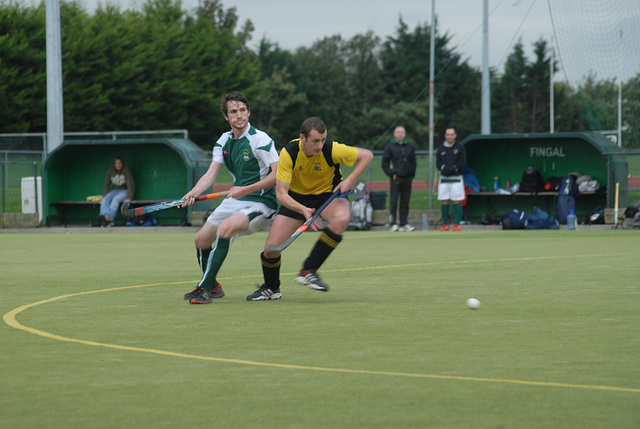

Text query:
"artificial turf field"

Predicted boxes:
[[1, 228, 639, 428]]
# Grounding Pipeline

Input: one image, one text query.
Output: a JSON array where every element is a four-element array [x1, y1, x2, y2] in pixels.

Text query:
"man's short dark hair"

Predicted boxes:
[[221, 91, 250, 116], [300, 117, 327, 138]]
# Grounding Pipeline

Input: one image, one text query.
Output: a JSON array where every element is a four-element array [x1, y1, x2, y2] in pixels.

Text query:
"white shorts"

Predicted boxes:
[[438, 178, 465, 201], [207, 198, 276, 237]]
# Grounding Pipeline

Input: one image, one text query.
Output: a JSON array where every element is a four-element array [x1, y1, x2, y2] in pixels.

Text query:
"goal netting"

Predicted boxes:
[[549, 0, 640, 147]]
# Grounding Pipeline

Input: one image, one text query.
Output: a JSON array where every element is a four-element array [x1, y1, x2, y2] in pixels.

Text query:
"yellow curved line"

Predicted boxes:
[[4, 257, 640, 395]]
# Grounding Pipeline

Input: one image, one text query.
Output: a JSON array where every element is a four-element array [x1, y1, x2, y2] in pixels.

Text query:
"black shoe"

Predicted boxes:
[[184, 283, 224, 301], [184, 286, 204, 301], [246, 285, 282, 301], [208, 283, 225, 299], [190, 289, 213, 304]]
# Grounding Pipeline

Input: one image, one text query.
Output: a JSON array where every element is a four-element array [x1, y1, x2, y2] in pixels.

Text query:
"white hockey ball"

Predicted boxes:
[[466, 298, 481, 310]]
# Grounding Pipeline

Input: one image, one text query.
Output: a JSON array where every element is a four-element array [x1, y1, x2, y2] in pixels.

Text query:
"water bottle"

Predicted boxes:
[[493, 176, 499, 191], [422, 211, 428, 231], [567, 209, 578, 231]]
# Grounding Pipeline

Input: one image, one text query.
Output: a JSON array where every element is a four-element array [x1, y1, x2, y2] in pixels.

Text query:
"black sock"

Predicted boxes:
[[261, 251, 281, 290], [303, 228, 342, 271], [197, 246, 212, 275]]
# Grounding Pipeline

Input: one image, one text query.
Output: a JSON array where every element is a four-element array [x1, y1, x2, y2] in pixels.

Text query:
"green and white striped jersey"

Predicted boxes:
[[213, 124, 279, 209]]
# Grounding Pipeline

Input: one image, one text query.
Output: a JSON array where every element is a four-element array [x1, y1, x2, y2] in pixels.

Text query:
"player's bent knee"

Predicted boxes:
[[328, 217, 350, 234], [263, 246, 279, 258], [216, 224, 233, 239], [334, 210, 352, 226], [217, 228, 237, 240], [195, 226, 218, 248], [217, 218, 248, 239], [194, 235, 212, 249]]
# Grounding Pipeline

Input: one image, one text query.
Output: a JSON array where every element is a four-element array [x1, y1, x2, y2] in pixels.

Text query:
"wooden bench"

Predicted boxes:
[[466, 191, 597, 219], [48, 199, 165, 226], [467, 190, 595, 198]]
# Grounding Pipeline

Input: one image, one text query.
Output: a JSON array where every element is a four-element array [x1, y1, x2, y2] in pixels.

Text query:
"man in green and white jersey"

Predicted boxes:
[[181, 91, 279, 304]]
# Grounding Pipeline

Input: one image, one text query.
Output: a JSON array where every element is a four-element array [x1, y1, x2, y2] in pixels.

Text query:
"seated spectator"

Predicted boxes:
[[98, 156, 135, 227]]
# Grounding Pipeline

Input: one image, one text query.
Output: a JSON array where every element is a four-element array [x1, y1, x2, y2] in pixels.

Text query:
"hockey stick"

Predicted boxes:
[[267, 189, 354, 253], [120, 191, 229, 217], [613, 182, 619, 229]]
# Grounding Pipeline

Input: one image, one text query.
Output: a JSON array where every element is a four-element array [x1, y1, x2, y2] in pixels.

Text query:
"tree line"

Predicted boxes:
[[1, 0, 637, 149]]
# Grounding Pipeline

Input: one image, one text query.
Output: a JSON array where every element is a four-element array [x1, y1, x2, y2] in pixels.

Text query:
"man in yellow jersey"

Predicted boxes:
[[247, 117, 373, 300]]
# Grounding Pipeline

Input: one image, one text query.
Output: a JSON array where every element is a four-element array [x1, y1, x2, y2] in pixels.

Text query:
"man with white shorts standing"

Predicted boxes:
[[180, 91, 279, 304], [436, 128, 467, 231]]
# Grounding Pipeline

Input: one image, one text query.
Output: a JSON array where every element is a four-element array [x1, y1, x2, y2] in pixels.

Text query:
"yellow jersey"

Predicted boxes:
[[277, 139, 358, 195]]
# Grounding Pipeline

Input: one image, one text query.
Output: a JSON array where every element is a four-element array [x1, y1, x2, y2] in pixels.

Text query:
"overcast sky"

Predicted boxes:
[[23, 0, 638, 81], [69, 0, 555, 73], [232, 0, 555, 72]]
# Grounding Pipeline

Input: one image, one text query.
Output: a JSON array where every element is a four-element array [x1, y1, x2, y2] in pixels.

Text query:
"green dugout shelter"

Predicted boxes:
[[44, 138, 211, 226], [460, 132, 628, 222]]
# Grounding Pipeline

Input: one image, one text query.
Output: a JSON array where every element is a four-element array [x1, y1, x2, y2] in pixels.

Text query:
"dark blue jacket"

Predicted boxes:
[[436, 142, 467, 177], [382, 140, 417, 179]]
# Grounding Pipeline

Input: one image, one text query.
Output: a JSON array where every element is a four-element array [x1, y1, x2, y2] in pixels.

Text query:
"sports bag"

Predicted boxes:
[[585, 205, 605, 225], [348, 181, 373, 231], [543, 176, 562, 192], [557, 195, 575, 225], [559, 174, 580, 198], [624, 205, 639, 219], [525, 206, 559, 230], [520, 167, 544, 193], [507, 209, 528, 229], [557, 174, 580, 224]]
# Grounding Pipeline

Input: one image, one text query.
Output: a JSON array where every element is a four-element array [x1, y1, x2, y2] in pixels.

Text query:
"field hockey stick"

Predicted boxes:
[[613, 182, 619, 229], [267, 189, 354, 253], [120, 191, 229, 217]]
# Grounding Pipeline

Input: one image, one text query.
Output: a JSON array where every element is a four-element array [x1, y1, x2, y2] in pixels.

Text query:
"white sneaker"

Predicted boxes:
[[390, 224, 399, 231], [400, 224, 415, 232], [295, 269, 329, 291]]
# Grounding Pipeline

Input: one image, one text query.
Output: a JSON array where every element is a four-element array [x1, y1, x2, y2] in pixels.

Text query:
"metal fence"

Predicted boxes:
[[0, 154, 43, 218], [619, 150, 640, 207]]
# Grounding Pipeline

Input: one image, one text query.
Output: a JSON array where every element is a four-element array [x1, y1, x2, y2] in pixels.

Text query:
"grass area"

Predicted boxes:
[[0, 188, 22, 212], [1, 229, 639, 428], [343, 156, 434, 182]]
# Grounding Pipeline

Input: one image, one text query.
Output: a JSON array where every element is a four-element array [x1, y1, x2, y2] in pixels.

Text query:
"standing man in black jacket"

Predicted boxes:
[[436, 128, 467, 231], [382, 126, 417, 231]]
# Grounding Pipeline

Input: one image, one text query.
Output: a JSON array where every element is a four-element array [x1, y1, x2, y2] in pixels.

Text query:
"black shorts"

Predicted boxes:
[[277, 191, 333, 221]]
